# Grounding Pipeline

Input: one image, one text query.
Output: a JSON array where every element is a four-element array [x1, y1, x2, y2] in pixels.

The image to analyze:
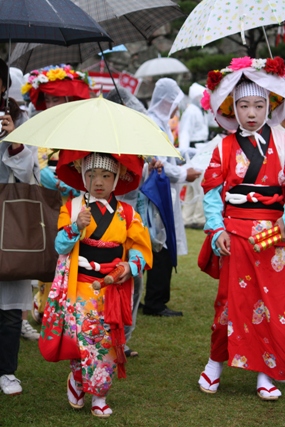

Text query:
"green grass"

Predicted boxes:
[[1, 229, 285, 426]]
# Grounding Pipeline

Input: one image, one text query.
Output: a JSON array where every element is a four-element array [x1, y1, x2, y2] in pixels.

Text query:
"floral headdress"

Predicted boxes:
[[21, 64, 92, 109], [201, 56, 285, 131]]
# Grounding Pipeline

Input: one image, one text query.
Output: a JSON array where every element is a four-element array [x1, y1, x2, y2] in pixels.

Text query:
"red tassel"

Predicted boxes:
[[116, 344, 127, 379], [117, 362, 127, 379], [110, 328, 127, 379]]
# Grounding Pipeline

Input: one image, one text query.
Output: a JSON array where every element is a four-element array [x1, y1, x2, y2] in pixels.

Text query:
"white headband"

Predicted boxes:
[[82, 153, 118, 177], [82, 153, 120, 192], [234, 81, 268, 102]]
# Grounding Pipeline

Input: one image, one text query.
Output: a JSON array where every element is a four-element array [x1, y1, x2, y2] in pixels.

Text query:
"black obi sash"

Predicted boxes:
[[226, 125, 283, 211], [78, 194, 123, 278]]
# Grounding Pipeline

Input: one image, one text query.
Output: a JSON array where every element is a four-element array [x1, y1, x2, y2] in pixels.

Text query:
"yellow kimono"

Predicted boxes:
[[55, 194, 152, 396]]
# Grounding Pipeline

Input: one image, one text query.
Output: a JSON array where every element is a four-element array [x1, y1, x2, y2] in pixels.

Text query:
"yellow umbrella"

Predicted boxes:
[[4, 97, 181, 158]]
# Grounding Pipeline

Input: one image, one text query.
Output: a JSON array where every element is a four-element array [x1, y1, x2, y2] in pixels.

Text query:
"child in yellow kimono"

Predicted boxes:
[[54, 152, 152, 417]]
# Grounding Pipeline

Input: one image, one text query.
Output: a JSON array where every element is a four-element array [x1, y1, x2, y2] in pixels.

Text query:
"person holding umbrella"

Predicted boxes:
[[198, 56, 285, 400], [0, 58, 40, 395], [39, 151, 152, 417], [21, 64, 90, 325], [106, 86, 164, 357]]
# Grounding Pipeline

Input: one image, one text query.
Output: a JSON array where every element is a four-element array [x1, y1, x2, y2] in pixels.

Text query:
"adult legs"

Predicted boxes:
[[0, 309, 22, 376], [143, 248, 173, 314], [124, 275, 143, 356]]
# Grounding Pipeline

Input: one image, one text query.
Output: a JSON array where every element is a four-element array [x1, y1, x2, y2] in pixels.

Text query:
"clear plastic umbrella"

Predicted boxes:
[[135, 57, 189, 78]]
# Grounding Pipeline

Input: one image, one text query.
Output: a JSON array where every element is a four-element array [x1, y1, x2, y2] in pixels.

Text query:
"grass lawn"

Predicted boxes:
[[1, 229, 285, 427]]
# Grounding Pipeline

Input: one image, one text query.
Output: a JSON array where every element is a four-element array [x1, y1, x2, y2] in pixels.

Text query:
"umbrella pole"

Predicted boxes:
[[98, 43, 124, 105], [262, 26, 273, 59], [86, 153, 95, 208], [5, 38, 12, 112]]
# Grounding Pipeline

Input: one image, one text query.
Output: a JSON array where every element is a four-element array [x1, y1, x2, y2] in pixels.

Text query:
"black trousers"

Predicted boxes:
[[0, 309, 22, 376], [144, 248, 173, 313]]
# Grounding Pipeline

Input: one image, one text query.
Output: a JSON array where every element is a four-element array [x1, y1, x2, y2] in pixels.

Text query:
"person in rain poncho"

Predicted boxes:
[[0, 59, 40, 395], [179, 82, 209, 150], [197, 56, 285, 401], [106, 85, 153, 358], [143, 78, 201, 317], [21, 64, 89, 325], [179, 82, 209, 229]]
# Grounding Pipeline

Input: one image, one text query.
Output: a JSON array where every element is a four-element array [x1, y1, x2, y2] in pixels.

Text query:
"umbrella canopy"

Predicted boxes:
[[72, 0, 184, 44], [0, 0, 112, 46], [11, 43, 104, 74], [3, 97, 181, 158], [135, 57, 189, 78], [10, 0, 184, 73], [169, 0, 285, 55]]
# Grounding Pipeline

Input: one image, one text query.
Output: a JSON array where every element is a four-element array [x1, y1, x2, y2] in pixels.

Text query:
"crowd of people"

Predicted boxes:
[[0, 53, 285, 417]]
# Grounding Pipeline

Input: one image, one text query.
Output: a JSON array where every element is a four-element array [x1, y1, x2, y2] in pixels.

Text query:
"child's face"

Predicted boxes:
[[85, 168, 115, 199], [236, 96, 267, 132]]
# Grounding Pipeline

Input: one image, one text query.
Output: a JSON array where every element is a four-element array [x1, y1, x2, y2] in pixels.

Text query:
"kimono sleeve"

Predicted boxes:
[[125, 209, 153, 270]]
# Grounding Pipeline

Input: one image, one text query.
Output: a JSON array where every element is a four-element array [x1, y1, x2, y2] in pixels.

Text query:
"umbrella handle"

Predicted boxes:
[[262, 27, 273, 59]]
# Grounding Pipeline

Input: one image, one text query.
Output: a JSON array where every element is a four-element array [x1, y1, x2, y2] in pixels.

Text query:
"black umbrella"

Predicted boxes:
[[0, 0, 112, 137], [10, 0, 184, 73], [0, 0, 112, 46]]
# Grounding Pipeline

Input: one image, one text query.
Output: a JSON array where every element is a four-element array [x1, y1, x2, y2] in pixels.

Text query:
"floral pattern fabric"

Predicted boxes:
[[40, 198, 152, 397], [204, 132, 285, 380]]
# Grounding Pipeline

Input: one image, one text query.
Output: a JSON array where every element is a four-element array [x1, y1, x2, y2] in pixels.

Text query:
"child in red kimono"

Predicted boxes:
[[198, 56, 285, 400]]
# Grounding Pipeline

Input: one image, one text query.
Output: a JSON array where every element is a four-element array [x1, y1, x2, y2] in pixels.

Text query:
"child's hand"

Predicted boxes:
[[216, 231, 231, 256], [148, 158, 163, 174], [276, 217, 285, 241], [76, 206, 91, 230], [115, 262, 131, 284]]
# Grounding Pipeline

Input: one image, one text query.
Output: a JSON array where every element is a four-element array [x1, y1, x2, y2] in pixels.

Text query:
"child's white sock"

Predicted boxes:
[[257, 373, 281, 399], [91, 396, 112, 416], [198, 358, 223, 393]]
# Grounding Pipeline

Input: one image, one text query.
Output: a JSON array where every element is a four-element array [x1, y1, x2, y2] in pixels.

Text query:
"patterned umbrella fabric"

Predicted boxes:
[[169, 0, 285, 55], [11, 0, 184, 73]]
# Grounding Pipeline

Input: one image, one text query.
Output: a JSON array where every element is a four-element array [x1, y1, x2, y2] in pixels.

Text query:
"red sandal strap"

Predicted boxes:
[[257, 386, 277, 393], [68, 378, 85, 401], [91, 405, 110, 413], [201, 372, 220, 386]]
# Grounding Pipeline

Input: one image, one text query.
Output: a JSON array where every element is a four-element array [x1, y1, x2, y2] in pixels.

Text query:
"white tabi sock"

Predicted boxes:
[[198, 358, 224, 392], [257, 373, 281, 398]]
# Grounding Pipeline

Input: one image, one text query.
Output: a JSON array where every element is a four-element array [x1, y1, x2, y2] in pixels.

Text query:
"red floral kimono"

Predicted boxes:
[[202, 126, 285, 380]]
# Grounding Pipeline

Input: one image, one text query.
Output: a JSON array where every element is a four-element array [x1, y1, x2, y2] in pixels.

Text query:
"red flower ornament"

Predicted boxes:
[[265, 57, 285, 77], [207, 71, 224, 91]]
